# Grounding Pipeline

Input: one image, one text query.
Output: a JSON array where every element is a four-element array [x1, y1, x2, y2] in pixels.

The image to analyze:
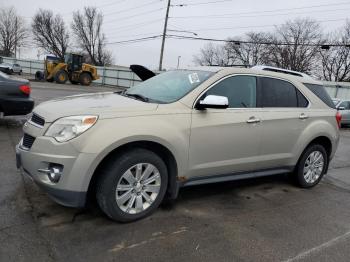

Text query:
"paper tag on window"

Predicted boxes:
[[188, 73, 200, 84]]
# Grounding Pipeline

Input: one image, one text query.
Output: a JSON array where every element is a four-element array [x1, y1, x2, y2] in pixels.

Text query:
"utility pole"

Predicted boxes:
[[159, 0, 171, 71]]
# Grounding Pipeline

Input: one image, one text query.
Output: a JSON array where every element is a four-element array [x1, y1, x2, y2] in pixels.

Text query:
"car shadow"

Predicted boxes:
[[163, 173, 294, 208]]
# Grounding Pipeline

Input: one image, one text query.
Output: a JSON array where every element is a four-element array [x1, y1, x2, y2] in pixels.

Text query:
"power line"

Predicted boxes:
[[106, 35, 162, 45], [170, 1, 350, 18], [56, 0, 161, 18], [104, 18, 163, 32], [167, 34, 350, 47], [170, 7, 350, 20], [169, 18, 348, 32], [105, 7, 164, 23], [171, 0, 232, 7], [106, 31, 162, 40], [104, 0, 162, 16], [97, 0, 129, 9]]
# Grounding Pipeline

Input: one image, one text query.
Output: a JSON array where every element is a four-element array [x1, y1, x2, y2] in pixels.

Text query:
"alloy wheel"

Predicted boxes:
[[115, 163, 161, 214], [303, 151, 324, 184]]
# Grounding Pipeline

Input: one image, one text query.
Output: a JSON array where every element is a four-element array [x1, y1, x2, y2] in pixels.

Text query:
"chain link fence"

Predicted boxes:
[[2, 56, 142, 88]]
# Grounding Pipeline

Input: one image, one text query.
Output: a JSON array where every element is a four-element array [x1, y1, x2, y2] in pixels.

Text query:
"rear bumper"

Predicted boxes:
[[1, 97, 34, 116]]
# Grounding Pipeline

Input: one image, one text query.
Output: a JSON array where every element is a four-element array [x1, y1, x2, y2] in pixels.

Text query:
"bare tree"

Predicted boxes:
[[32, 9, 70, 60], [266, 18, 323, 73], [0, 7, 27, 57], [318, 22, 350, 81], [193, 42, 235, 66], [71, 7, 113, 66], [225, 32, 271, 67]]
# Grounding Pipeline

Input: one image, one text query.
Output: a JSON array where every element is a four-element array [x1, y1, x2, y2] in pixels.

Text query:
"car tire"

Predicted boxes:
[[96, 149, 168, 222], [9, 69, 13, 75], [295, 144, 328, 188], [55, 70, 68, 84], [79, 72, 92, 86]]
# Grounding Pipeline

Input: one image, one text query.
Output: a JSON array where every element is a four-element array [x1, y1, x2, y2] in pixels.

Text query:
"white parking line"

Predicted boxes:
[[283, 230, 350, 262]]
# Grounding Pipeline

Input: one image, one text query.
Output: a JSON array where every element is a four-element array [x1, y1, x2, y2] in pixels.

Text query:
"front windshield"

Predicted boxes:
[[126, 70, 214, 103]]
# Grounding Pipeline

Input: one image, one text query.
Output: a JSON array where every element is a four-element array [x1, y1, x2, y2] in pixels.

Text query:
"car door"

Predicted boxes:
[[256, 77, 309, 170], [188, 75, 262, 178]]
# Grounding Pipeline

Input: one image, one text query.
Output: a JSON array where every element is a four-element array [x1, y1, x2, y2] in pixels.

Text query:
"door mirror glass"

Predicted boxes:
[[338, 106, 345, 111], [197, 95, 229, 109]]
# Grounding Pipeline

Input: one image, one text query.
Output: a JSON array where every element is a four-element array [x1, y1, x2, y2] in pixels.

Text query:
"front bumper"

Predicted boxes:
[[16, 137, 96, 208]]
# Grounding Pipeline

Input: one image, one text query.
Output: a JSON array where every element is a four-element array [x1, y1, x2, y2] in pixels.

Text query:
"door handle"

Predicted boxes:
[[247, 117, 261, 124], [299, 113, 309, 120]]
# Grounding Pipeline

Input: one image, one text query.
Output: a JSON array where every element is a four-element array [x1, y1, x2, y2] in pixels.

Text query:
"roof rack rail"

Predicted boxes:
[[251, 65, 314, 79]]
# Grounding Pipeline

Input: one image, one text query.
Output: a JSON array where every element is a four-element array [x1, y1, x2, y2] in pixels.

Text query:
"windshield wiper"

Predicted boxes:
[[122, 92, 149, 102]]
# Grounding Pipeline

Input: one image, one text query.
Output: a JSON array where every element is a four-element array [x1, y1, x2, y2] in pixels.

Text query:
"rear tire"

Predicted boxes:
[[295, 144, 328, 188], [79, 72, 92, 86], [96, 149, 168, 222], [55, 70, 68, 84]]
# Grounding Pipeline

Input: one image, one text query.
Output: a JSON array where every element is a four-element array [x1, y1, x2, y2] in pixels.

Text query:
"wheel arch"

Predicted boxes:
[[87, 140, 179, 203], [295, 135, 333, 173]]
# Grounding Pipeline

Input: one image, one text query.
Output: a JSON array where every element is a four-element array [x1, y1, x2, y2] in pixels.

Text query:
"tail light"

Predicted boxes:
[[336, 111, 342, 128], [19, 85, 31, 95]]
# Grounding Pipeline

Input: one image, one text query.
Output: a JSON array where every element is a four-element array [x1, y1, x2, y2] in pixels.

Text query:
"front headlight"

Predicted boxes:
[[45, 115, 98, 142]]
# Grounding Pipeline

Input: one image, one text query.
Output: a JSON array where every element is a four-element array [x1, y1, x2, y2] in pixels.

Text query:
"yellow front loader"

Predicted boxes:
[[44, 53, 99, 86]]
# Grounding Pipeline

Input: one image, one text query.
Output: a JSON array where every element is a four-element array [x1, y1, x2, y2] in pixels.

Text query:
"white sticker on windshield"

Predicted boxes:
[[188, 73, 200, 84]]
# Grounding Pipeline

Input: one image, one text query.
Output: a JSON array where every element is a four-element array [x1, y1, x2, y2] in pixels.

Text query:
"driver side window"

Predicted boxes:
[[205, 75, 257, 108]]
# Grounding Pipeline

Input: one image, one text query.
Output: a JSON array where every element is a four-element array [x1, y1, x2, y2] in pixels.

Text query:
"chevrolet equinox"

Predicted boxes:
[[16, 66, 341, 222]]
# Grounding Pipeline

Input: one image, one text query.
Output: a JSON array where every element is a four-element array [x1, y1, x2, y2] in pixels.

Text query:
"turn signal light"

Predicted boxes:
[[19, 85, 31, 95]]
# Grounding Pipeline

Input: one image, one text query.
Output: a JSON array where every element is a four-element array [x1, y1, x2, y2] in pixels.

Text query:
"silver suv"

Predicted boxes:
[[16, 67, 340, 222]]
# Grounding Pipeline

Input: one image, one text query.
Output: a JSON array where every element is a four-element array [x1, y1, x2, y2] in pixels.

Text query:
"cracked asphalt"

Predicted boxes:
[[1, 81, 350, 262]]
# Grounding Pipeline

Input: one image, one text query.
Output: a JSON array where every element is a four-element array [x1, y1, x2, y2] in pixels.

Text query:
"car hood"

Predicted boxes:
[[33, 92, 158, 122]]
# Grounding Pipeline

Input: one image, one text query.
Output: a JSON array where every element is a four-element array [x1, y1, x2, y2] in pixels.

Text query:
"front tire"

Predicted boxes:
[[79, 72, 92, 86], [295, 144, 328, 188], [96, 149, 168, 222], [55, 70, 68, 84]]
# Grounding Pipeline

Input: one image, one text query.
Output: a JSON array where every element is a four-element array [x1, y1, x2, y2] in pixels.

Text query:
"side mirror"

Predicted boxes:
[[196, 95, 229, 110], [338, 106, 345, 111]]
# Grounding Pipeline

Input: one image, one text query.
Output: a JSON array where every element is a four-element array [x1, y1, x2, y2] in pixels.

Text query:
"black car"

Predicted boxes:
[[0, 72, 34, 116]]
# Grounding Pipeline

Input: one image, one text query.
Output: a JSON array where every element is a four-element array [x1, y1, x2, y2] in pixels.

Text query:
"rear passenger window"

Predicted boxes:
[[303, 83, 335, 109], [259, 77, 298, 107]]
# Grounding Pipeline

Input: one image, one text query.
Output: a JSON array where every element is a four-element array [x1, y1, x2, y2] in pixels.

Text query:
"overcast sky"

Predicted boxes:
[[1, 0, 349, 69]]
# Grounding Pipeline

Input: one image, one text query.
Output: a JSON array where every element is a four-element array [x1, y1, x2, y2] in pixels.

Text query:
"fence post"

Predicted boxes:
[[335, 85, 339, 98], [116, 70, 119, 87], [102, 66, 106, 86]]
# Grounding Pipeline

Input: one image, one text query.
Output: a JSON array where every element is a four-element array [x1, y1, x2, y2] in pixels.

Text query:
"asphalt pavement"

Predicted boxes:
[[1, 81, 350, 262]]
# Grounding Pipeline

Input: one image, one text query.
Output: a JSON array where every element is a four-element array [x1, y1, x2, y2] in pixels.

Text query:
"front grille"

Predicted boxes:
[[22, 133, 35, 149], [30, 113, 45, 127]]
